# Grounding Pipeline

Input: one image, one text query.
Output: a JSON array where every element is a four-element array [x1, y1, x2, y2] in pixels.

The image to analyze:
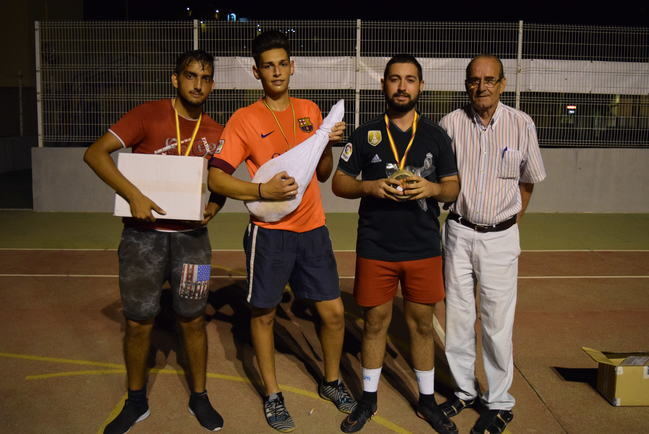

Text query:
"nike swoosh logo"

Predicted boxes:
[[261, 131, 274, 138]]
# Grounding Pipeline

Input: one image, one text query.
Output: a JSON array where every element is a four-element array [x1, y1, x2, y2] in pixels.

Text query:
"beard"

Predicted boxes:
[[177, 90, 206, 109], [385, 92, 419, 113]]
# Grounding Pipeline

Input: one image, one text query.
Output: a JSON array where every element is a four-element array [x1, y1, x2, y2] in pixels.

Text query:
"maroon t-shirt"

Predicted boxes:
[[109, 98, 224, 231]]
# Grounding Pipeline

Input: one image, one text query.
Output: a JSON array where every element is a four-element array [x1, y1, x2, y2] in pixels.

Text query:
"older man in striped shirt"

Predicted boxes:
[[439, 54, 546, 434]]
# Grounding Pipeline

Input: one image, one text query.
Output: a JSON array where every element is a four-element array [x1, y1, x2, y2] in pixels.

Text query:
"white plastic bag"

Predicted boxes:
[[245, 99, 345, 222]]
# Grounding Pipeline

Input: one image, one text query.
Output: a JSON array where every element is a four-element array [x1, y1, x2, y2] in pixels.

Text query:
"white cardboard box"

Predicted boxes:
[[114, 153, 209, 221]]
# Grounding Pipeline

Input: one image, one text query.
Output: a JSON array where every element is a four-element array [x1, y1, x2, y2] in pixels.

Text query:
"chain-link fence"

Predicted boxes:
[[36, 20, 649, 147]]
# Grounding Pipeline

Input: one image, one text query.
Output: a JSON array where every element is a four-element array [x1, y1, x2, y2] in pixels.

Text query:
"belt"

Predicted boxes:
[[447, 212, 517, 233]]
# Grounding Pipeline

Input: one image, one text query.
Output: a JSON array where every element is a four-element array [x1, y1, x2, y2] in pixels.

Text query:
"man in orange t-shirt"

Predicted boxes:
[[209, 31, 355, 432]]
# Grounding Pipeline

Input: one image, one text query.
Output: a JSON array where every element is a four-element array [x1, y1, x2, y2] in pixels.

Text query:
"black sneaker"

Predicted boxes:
[[319, 380, 357, 414], [440, 396, 477, 418], [340, 399, 376, 433], [416, 399, 458, 434], [470, 409, 513, 434], [103, 399, 150, 434], [188, 392, 224, 431], [264, 393, 295, 432]]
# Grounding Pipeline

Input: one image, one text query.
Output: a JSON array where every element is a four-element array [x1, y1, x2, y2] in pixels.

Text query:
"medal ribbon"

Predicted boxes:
[[263, 99, 297, 149], [174, 101, 203, 156], [384, 112, 419, 170]]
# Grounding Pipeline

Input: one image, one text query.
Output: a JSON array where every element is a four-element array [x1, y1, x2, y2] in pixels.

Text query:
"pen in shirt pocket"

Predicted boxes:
[[501, 147, 508, 159]]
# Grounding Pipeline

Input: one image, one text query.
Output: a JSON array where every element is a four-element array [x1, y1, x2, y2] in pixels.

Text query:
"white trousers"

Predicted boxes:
[[443, 219, 520, 410]]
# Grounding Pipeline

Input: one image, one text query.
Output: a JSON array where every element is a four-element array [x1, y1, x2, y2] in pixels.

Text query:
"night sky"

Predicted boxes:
[[84, 0, 649, 27]]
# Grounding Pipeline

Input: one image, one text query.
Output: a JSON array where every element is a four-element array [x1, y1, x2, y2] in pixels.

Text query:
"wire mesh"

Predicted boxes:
[[521, 24, 649, 147], [39, 21, 193, 145], [37, 20, 648, 148]]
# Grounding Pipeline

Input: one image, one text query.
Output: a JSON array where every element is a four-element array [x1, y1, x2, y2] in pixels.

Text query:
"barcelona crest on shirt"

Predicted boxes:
[[298, 117, 313, 133], [368, 130, 382, 146]]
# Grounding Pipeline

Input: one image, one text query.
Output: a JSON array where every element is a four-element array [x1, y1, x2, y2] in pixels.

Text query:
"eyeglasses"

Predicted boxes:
[[465, 77, 502, 88]]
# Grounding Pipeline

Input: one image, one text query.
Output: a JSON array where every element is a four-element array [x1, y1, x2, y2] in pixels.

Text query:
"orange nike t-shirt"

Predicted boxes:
[[210, 97, 325, 232]]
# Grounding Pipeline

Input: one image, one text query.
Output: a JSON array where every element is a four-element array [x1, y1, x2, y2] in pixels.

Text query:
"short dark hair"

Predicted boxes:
[[252, 31, 291, 66], [174, 50, 214, 75], [466, 54, 505, 80], [383, 54, 423, 81]]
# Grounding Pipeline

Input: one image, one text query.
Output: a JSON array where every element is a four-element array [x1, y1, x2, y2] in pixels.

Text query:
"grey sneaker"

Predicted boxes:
[[264, 393, 295, 432], [319, 380, 357, 414]]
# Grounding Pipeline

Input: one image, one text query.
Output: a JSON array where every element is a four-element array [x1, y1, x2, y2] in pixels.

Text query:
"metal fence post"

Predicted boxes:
[[35, 21, 43, 147], [193, 20, 199, 50], [515, 20, 523, 110], [354, 19, 361, 129]]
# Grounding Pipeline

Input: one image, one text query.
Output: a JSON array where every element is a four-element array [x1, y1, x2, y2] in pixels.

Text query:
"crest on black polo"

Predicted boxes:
[[367, 130, 382, 146]]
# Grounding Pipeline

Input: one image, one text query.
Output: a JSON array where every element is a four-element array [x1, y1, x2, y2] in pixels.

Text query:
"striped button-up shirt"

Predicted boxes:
[[439, 102, 546, 225]]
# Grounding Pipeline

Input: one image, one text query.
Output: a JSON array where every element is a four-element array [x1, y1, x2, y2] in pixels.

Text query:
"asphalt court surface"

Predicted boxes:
[[1, 249, 649, 433]]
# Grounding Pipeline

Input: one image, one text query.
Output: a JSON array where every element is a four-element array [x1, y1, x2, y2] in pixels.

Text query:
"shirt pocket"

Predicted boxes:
[[498, 148, 523, 179]]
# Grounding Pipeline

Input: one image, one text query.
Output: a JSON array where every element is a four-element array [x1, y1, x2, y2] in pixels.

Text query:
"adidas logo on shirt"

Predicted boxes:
[[370, 154, 382, 163]]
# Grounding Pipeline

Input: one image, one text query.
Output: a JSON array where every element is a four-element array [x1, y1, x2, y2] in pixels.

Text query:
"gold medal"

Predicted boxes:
[[263, 98, 296, 150], [388, 169, 415, 199], [173, 98, 203, 156], [384, 112, 418, 170], [389, 169, 414, 180], [384, 112, 419, 200]]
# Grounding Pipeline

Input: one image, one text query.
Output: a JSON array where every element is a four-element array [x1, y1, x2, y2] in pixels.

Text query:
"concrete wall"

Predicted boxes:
[[532, 148, 649, 213], [1, 137, 34, 174], [32, 147, 649, 213]]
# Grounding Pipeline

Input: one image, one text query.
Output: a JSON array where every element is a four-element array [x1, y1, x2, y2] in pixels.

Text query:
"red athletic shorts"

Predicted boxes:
[[353, 256, 445, 307]]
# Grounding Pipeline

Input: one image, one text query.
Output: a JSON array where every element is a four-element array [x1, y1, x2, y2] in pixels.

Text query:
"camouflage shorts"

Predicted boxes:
[[118, 226, 212, 321]]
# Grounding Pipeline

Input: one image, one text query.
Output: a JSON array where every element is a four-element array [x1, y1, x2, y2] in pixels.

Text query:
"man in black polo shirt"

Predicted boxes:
[[332, 54, 460, 433]]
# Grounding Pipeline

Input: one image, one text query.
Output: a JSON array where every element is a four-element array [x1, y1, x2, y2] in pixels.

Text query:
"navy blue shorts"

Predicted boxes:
[[243, 223, 340, 308]]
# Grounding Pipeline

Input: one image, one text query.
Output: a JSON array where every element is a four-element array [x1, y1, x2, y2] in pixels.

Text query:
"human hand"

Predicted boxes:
[[261, 171, 299, 201], [129, 193, 166, 222], [402, 175, 441, 200], [363, 178, 406, 201], [200, 201, 219, 225], [328, 121, 346, 143]]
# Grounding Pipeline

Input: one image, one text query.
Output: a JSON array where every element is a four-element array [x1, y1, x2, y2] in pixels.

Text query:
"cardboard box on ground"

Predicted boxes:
[[582, 347, 649, 406], [114, 153, 209, 221]]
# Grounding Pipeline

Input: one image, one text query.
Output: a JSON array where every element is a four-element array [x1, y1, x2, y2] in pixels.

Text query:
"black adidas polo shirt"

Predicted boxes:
[[337, 114, 457, 261]]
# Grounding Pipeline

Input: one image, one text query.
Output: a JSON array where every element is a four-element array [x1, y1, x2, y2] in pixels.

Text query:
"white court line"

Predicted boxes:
[[0, 248, 245, 252], [517, 275, 649, 279], [519, 249, 649, 253], [0, 273, 244, 279], [1, 273, 648, 279], [0, 248, 648, 253]]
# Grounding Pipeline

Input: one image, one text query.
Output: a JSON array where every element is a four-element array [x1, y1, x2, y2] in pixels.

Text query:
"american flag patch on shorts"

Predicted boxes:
[[179, 263, 211, 299]]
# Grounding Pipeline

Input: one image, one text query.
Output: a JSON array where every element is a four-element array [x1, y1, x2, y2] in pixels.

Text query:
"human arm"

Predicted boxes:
[[331, 169, 404, 201], [316, 121, 346, 182], [83, 132, 165, 221], [517, 182, 534, 222], [200, 199, 223, 225], [403, 174, 459, 202], [208, 167, 298, 201]]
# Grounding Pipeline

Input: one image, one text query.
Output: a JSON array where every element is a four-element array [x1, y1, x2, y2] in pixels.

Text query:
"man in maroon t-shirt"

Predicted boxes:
[[84, 50, 225, 433]]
